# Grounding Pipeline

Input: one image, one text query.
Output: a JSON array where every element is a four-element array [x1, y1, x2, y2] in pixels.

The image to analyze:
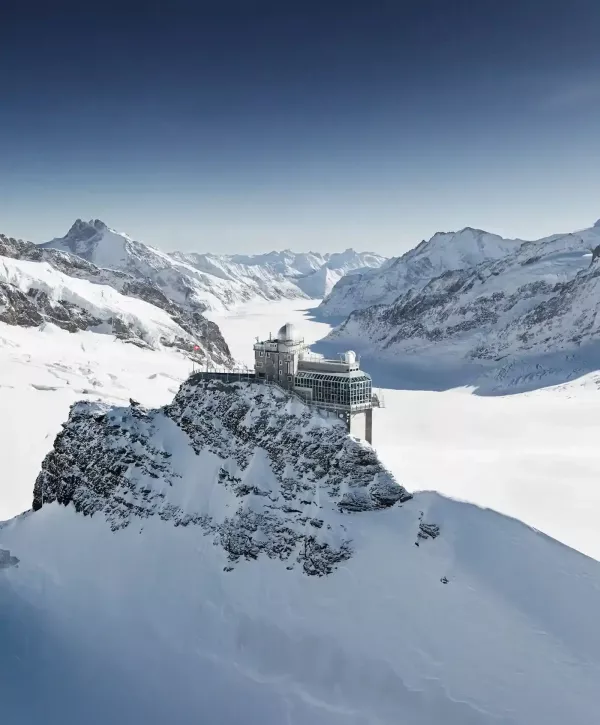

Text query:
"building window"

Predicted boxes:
[[266, 352, 271, 359], [279, 359, 283, 366], [287, 375, 292, 381], [259, 351, 264, 357]]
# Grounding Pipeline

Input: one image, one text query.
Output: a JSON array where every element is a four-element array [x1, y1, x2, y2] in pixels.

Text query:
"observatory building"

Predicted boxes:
[[253, 322, 380, 443]]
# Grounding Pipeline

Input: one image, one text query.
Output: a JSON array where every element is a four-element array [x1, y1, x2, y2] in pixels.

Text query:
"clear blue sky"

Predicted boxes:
[[1, 0, 599, 253]]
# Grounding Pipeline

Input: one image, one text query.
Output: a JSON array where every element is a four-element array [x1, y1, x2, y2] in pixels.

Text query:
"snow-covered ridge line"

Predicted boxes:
[[41, 219, 387, 308], [318, 226, 521, 318], [325, 219, 600, 390]]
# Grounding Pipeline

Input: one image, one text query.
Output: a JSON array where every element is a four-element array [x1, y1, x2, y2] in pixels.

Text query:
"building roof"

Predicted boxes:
[[277, 322, 301, 342], [295, 370, 371, 382]]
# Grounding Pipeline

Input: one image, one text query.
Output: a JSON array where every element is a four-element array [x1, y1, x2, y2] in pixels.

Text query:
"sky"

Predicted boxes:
[[1, 0, 600, 254]]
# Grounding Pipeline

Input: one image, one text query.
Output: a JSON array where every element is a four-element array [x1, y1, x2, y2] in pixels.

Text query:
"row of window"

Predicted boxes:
[[295, 372, 371, 384], [254, 365, 371, 404], [294, 376, 372, 405], [257, 351, 293, 360], [256, 359, 289, 368]]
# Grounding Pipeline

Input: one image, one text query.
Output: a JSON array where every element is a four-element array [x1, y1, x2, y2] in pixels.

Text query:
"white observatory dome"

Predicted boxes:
[[277, 322, 299, 342], [343, 350, 357, 365]]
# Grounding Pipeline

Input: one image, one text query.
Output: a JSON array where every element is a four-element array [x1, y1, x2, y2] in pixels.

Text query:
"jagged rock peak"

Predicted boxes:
[[67, 218, 108, 238]]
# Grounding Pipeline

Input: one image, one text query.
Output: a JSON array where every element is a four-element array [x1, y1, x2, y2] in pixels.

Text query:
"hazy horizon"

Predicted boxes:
[[2, 1, 600, 254], [6, 213, 600, 259]]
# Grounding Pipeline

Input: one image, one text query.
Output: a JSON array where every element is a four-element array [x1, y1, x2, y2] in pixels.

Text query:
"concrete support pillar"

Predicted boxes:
[[365, 408, 373, 444]]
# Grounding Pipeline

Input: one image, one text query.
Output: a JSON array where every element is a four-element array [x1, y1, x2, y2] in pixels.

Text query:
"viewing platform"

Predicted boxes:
[[191, 321, 382, 443]]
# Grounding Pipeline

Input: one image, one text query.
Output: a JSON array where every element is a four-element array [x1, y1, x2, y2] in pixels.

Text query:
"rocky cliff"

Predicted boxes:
[[33, 378, 412, 575]]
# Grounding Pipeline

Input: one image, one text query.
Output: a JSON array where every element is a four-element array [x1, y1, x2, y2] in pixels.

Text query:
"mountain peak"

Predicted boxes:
[[67, 218, 108, 238], [593, 218, 600, 228]]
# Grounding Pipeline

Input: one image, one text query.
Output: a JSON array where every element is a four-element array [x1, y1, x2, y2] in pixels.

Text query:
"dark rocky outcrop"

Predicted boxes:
[[33, 380, 413, 576], [0, 283, 102, 331]]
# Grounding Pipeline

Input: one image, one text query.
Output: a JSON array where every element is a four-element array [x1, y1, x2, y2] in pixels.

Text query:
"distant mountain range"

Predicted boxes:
[[41, 219, 386, 308], [5, 215, 600, 392]]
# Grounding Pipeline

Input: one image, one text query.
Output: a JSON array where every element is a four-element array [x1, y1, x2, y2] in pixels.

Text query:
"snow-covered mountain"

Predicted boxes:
[[1, 377, 599, 724], [149, 246, 385, 300], [0, 229, 232, 519], [327, 223, 600, 379], [294, 249, 387, 298], [42, 220, 386, 309], [0, 232, 232, 365], [323, 221, 600, 391], [318, 227, 521, 318]]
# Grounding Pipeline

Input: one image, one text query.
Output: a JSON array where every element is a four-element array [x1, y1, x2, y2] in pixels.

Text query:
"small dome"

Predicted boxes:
[[277, 322, 299, 342], [343, 350, 357, 365]]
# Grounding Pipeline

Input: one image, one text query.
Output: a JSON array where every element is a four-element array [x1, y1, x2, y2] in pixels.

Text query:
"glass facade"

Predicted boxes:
[[294, 371, 372, 409]]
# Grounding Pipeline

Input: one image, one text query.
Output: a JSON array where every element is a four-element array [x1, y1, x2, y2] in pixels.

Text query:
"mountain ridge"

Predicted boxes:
[[325, 220, 600, 391], [0, 231, 232, 365], [318, 226, 521, 319], [41, 219, 387, 307]]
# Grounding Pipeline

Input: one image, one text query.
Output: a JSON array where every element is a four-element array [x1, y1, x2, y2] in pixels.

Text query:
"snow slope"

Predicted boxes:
[[318, 227, 520, 318], [1, 379, 600, 724], [0, 230, 233, 365], [0, 320, 193, 520], [0, 255, 198, 349], [42, 220, 386, 310]]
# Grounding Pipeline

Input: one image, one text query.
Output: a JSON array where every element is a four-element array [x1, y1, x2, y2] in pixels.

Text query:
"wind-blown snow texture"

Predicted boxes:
[[2, 379, 600, 724], [42, 220, 386, 309], [326, 221, 600, 391]]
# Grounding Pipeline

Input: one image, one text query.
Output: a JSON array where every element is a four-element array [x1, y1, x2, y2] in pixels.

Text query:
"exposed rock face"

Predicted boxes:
[[0, 549, 20, 569], [33, 379, 412, 576], [0, 232, 233, 365], [0, 283, 102, 332]]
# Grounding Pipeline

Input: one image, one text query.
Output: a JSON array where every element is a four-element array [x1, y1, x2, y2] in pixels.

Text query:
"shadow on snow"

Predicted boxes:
[[310, 339, 600, 396]]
